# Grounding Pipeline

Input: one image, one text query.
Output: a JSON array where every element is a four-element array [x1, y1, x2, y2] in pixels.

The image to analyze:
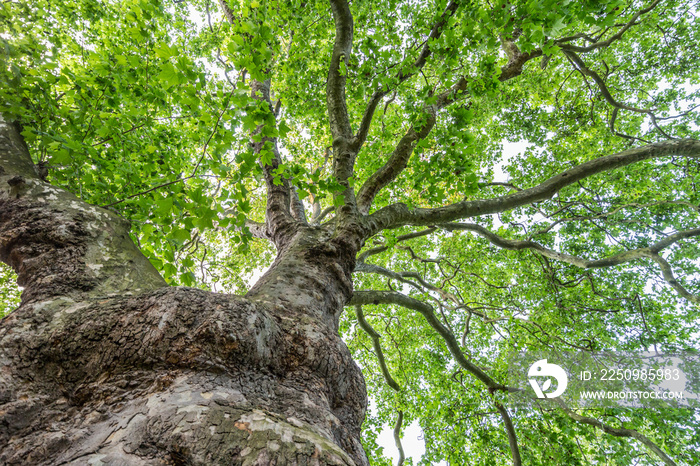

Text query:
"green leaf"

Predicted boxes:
[[155, 197, 173, 217]]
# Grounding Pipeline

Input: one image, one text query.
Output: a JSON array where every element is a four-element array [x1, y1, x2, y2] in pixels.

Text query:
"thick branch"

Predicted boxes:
[[327, 0, 354, 141], [364, 139, 700, 235], [224, 208, 271, 240], [312, 205, 335, 224], [393, 410, 405, 466], [0, 114, 166, 304], [250, 82, 298, 248], [218, 2, 298, 247], [555, 399, 678, 466], [289, 186, 308, 224], [356, 112, 437, 214], [326, 0, 362, 224], [563, 50, 650, 114], [244, 219, 270, 240]]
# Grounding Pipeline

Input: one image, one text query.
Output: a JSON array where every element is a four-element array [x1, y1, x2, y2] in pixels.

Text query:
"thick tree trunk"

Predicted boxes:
[[0, 116, 368, 465]]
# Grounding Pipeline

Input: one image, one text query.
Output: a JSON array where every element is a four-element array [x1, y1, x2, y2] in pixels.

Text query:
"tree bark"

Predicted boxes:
[[0, 116, 368, 465]]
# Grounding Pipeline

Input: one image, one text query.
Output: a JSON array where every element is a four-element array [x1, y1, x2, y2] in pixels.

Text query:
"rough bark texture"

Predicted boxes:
[[0, 115, 368, 465]]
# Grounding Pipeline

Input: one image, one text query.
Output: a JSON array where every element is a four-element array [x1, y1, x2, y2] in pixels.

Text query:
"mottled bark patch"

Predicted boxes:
[[0, 198, 97, 302], [0, 286, 367, 465]]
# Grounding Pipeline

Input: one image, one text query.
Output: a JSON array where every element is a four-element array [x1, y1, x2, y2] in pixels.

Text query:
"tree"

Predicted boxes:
[[1, 0, 699, 464]]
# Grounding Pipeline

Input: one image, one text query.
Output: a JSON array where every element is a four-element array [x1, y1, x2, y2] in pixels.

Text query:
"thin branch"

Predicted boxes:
[[355, 304, 406, 465], [102, 176, 191, 208], [350, 290, 507, 390], [352, 289, 522, 465], [103, 89, 231, 209], [556, 0, 663, 53], [648, 252, 700, 304], [92, 123, 146, 147], [355, 305, 401, 391], [352, 0, 462, 151], [357, 227, 437, 263], [394, 410, 406, 466], [555, 399, 678, 466], [440, 222, 700, 304], [355, 262, 424, 292], [440, 223, 700, 268]]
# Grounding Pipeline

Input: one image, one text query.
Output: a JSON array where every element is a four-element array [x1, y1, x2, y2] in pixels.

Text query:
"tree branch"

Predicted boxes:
[[441, 223, 700, 268], [648, 252, 700, 305], [555, 399, 678, 466], [494, 401, 522, 466], [440, 222, 700, 304], [326, 0, 363, 223], [352, 0, 462, 151], [218, 2, 298, 248], [352, 290, 523, 465], [356, 112, 437, 214], [0, 114, 166, 303], [354, 304, 406, 465], [289, 186, 308, 224], [562, 50, 651, 114], [356, 48, 542, 215], [393, 410, 406, 466], [556, 0, 663, 53], [355, 305, 401, 391], [312, 205, 335, 224], [364, 139, 700, 235], [349, 290, 506, 390], [327, 0, 354, 141], [244, 219, 270, 240], [249, 81, 298, 248], [357, 227, 437, 263]]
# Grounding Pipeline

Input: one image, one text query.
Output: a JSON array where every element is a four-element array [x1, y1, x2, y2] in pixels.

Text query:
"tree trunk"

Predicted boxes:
[[0, 116, 368, 465]]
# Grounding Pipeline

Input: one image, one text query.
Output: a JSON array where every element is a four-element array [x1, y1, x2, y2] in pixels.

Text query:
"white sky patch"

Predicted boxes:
[[377, 419, 432, 465], [492, 140, 531, 183]]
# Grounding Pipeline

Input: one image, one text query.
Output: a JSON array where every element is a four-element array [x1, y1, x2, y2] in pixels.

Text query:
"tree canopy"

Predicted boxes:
[[1, 0, 700, 464]]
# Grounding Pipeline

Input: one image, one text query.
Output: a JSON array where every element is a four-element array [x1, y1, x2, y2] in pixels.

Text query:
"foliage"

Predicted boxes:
[[0, 263, 19, 317], [2, 0, 700, 464]]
